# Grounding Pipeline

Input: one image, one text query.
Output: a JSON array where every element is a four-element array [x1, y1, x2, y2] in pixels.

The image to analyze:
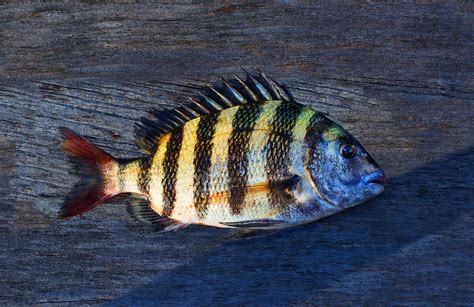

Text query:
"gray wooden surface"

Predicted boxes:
[[1, 2, 473, 305]]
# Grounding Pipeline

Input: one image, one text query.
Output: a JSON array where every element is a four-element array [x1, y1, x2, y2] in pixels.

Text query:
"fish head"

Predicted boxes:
[[305, 116, 386, 210]]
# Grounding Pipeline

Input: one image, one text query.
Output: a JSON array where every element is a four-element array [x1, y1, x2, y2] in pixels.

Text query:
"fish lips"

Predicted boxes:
[[362, 170, 387, 196]]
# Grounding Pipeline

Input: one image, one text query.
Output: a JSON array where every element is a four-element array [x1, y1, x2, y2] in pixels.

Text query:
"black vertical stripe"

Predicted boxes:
[[117, 158, 135, 192], [161, 127, 184, 217], [117, 160, 127, 192], [138, 158, 152, 195], [303, 112, 328, 148], [227, 104, 264, 215], [302, 112, 323, 187], [304, 113, 335, 206], [193, 113, 219, 218], [265, 102, 303, 209]]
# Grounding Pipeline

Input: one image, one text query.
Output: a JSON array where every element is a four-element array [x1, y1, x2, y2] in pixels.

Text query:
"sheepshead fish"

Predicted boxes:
[[60, 69, 386, 236]]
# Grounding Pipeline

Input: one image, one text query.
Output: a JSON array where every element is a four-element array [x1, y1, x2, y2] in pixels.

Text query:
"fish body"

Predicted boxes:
[[139, 101, 316, 227], [60, 70, 386, 234]]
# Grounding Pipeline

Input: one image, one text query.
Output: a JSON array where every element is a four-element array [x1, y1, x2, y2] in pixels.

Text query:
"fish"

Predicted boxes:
[[59, 69, 387, 237]]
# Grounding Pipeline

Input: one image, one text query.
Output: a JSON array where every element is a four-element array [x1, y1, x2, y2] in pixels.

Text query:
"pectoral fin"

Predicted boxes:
[[208, 175, 300, 205], [217, 176, 301, 239]]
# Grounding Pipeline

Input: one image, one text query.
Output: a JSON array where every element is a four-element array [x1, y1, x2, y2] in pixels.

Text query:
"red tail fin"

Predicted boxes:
[[59, 128, 119, 218]]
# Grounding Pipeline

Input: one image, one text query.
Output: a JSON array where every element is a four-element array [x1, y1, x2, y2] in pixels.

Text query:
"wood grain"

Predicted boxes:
[[0, 2, 473, 305]]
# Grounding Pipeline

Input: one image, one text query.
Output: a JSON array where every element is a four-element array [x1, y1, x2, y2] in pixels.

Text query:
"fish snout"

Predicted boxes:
[[362, 170, 388, 185]]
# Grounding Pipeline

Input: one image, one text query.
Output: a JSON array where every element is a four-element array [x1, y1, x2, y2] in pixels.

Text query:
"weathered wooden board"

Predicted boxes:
[[0, 1, 473, 305]]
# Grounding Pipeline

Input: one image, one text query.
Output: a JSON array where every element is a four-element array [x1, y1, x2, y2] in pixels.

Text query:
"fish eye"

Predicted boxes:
[[339, 143, 357, 159]]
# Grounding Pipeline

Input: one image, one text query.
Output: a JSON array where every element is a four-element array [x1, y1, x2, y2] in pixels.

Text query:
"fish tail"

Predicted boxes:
[[59, 128, 123, 218]]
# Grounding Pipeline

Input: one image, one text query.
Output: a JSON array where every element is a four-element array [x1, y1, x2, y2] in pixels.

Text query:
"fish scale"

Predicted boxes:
[[193, 112, 219, 219], [143, 100, 316, 224], [227, 103, 264, 215]]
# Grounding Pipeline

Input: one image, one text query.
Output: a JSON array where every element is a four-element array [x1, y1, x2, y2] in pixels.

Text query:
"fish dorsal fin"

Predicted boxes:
[[134, 68, 295, 154], [134, 105, 201, 153]]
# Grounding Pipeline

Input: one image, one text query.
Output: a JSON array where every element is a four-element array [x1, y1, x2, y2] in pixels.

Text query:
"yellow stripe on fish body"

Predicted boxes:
[[234, 101, 283, 221], [147, 133, 171, 215], [170, 117, 201, 222], [118, 160, 143, 195], [288, 107, 317, 170], [198, 106, 240, 226], [244, 100, 284, 186], [207, 106, 240, 193]]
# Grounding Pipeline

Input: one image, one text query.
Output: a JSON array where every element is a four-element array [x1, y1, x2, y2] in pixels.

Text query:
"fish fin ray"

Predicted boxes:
[[156, 222, 190, 234], [126, 195, 189, 233], [134, 68, 296, 153], [220, 219, 287, 229], [59, 128, 119, 218], [126, 195, 168, 225]]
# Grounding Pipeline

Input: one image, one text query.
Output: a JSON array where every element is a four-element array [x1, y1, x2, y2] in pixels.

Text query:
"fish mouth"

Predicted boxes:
[[362, 170, 387, 194]]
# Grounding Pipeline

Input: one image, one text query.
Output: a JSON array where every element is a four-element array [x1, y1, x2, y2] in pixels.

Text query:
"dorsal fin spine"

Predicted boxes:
[[208, 85, 234, 108], [199, 93, 223, 112], [220, 78, 246, 104], [188, 97, 210, 113], [152, 111, 180, 128], [140, 118, 162, 133], [174, 107, 192, 121], [257, 71, 281, 100], [135, 69, 295, 153], [181, 106, 199, 118], [243, 69, 272, 100], [233, 74, 258, 102], [163, 109, 186, 125], [267, 76, 291, 102]]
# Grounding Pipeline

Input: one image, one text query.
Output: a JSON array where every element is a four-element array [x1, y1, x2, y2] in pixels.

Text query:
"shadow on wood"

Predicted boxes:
[[110, 146, 474, 305]]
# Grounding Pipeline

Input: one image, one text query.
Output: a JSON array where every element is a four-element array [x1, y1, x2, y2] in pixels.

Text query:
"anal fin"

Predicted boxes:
[[220, 219, 287, 229], [221, 219, 288, 240], [127, 195, 166, 225], [156, 222, 190, 234], [127, 195, 188, 233]]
